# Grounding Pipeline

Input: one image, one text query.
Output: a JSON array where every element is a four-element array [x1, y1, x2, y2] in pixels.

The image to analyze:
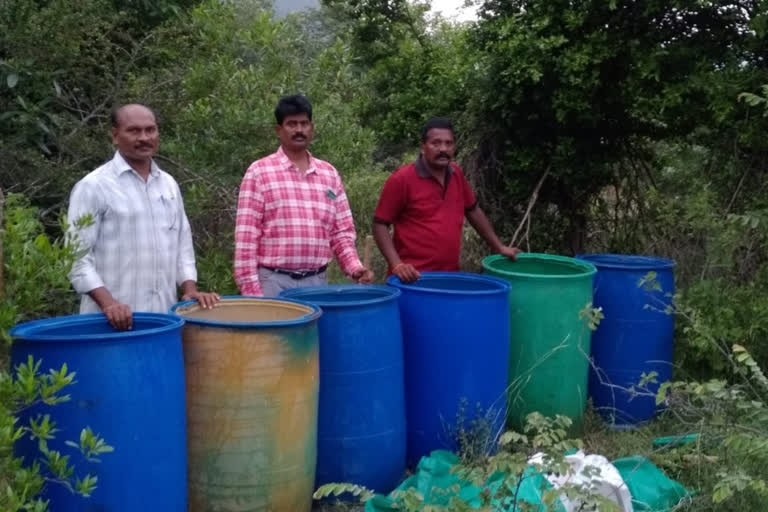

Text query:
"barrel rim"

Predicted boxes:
[[170, 295, 321, 328], [482, 253, 596, 280], [386, 271, 511, 295], [9, 312, 184, 342], [576, 253, 676, 270], [279, 284, 401, 308]]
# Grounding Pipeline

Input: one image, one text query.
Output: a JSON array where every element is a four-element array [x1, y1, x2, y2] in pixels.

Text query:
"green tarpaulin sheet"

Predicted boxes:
[[613, 456, 692, 511], [364, 450, 691, 512]]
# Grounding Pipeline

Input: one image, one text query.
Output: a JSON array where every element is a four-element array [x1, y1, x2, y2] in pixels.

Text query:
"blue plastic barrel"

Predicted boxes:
[[576, 254, 676, 428], [10, 313, 187, 510], [280, 285, 406, 494], [386, 272, 510, 465]]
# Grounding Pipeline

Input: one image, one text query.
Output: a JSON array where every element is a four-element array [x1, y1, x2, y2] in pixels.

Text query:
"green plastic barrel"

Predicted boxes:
[[482, 253, 596, 433]]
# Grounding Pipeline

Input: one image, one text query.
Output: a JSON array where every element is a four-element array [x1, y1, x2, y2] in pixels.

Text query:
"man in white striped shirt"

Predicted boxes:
[[67, 104, 219, 330]]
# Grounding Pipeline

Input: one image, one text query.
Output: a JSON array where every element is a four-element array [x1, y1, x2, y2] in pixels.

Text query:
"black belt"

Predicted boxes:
[[261, 265, 328, 280]]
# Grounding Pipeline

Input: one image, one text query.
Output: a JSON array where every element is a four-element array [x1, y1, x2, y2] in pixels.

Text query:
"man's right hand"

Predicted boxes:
[[392, 262, 421, 283], [102, 302, 133, 331]]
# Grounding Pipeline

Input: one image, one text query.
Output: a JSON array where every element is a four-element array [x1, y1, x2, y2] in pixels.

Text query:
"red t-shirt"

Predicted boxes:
[[374, 157, 477, 272]]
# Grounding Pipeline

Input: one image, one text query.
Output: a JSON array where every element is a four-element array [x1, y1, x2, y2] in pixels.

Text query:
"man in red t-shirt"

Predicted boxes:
[[373, 117, 521, 283]]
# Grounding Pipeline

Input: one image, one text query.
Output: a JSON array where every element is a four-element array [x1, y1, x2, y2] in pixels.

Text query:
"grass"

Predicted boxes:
[[311, 403, 766, 511], [312, 502, 365, 512]]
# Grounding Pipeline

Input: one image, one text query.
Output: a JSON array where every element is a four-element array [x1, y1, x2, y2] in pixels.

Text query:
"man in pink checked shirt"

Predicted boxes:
[[234, 94, 374, 297]]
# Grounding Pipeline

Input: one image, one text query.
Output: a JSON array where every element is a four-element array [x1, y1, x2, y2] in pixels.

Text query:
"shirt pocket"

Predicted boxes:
[[302, 180, 336, 229], [153, 188, 179, 232]]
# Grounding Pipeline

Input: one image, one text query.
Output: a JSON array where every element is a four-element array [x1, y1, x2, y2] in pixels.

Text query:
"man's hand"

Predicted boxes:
[[102, 302, 133, 331], [499, 246, 523, 260], [392, 262, 420, 283], [181, 290, 221, 309], [352, 267, 375, 284]]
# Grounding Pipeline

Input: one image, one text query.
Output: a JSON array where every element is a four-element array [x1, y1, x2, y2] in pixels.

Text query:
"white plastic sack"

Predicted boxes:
[[527, 450, 634, 512]]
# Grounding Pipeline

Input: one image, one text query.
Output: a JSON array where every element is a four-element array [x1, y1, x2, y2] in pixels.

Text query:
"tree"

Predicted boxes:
[[465, 0, 768, 253], [0, 0, 204, 207], [321, 0, 474, 157]]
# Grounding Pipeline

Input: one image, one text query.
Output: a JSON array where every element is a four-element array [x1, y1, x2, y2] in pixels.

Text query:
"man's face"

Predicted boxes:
[[421, 128, 455, 169], [111, 106, 159, 163], [276, 113, 314, 152]]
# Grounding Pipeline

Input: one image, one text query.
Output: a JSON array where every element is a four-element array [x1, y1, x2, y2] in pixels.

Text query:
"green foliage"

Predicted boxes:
[[314, 482, 375, 503], [315, 412, 619, 512], [322, 0, 475, 158], [738, 85, 768, 115], [0, 356, 112, 511], [654, 363, 768, 508], [0, 0, 193, 202], [4, 2, 768, 509], [0, 194, 84, 343], [649, 304, 768, 510], [119, 0, 383, 290], [0, 193, 111, 510], [135, 0, 377, 183], [579, 302, 604, 332], [464, 0, 768, 252], [450, 399, 499, 466]]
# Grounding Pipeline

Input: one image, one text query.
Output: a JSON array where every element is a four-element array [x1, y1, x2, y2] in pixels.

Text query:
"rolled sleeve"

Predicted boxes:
[[234, 170, 265, 295], [67, 180, 106, 294]]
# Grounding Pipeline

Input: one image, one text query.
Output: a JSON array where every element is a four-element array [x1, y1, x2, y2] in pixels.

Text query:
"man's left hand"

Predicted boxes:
[[182, 290, 221, 309], [499, 246, 523, 260], [352, 267, 375, 284]]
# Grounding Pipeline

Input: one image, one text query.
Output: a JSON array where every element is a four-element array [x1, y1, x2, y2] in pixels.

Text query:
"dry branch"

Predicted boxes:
[[510, 164, 551, 248]]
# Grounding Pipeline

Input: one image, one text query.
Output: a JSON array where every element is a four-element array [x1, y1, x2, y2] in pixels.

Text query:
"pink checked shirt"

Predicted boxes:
[[234, 146, 363, 296]]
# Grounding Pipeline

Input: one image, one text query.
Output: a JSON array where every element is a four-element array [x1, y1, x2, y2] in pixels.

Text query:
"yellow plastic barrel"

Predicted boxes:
[[171, 297, 322, 512]]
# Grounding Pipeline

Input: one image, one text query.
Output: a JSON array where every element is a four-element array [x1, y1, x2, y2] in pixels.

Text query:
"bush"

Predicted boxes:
[[0, 193, 80, 343], [1, 192, 111, 511]]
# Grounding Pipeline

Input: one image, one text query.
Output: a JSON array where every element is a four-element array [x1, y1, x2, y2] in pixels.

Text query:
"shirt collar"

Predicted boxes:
[[415, 154, 453, 178], [111, 150, 160, 180], [277, 145, 317, 175]]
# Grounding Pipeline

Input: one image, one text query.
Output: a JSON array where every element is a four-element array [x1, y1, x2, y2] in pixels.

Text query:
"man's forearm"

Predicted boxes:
[[180, 280, 197, 297], [372, 222, 401, 267], [466, 207, 504, 252], [88, 287, 119, 310]]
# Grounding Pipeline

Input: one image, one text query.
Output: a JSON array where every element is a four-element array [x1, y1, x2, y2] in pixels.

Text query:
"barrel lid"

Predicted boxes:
[[9, 313, 184, 342], [170, 295, 321, 328], [576, 253, 676, 270], [482, 253, 596, 281], [280, 284, 400, 308], [386, 272, 510, 295]]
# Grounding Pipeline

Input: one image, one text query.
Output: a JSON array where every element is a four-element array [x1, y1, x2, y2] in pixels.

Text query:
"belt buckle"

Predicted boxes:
[[287, 269, 311, 279]]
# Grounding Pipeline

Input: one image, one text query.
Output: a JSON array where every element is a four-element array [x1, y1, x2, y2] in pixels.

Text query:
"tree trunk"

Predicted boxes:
[[566, 210, 587, 256]]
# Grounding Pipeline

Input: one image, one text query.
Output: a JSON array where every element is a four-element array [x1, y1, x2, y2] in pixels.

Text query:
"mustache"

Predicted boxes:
[[292, 133, 307, 140], [436, 153, 451, 159]]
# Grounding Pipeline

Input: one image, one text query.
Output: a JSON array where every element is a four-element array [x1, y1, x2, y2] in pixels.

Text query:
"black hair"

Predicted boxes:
[[421, 117, 454, 142], [274, 94, 313, 125]]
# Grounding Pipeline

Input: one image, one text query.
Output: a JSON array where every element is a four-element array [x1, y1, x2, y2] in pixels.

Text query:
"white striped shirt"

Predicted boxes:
[[67, 151, 197, 314]]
